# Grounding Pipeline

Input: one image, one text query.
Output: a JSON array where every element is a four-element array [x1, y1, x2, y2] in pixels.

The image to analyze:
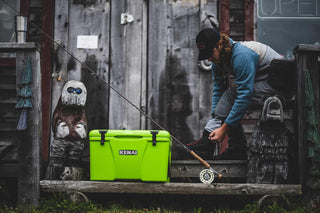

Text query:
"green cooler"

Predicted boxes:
[[89, 130, 172, 182]]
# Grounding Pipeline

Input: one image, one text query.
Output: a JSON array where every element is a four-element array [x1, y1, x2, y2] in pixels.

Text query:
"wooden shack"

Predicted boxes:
[[1, 0, 319, 207]]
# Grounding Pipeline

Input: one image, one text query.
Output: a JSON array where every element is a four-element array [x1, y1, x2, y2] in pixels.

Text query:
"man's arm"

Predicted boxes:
[[223, 47, 258, 127]]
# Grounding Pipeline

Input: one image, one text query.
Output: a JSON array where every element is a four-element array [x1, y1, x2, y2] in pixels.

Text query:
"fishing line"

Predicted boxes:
[[1, 0, 192, 152]]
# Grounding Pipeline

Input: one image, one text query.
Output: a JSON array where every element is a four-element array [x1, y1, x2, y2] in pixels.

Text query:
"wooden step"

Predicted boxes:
[[40, 180, 302, 196], [171, 160, 247, 178]]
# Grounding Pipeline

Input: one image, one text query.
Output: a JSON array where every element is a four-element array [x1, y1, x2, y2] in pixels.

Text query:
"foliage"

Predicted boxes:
[[0, 194, 319, 213], [0, 193, 100, 213]]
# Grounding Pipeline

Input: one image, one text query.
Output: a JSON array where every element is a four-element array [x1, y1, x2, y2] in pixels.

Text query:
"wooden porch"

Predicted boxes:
[[40, 160, 302, 196]]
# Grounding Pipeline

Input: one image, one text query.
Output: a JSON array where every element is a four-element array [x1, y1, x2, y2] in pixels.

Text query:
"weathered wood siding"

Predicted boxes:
[[52, 0, 218, 148], [109, 0, 147, 130], [0, 58, 17, 165], [52, 0, 110, 132], [52, 0, 293, 158]]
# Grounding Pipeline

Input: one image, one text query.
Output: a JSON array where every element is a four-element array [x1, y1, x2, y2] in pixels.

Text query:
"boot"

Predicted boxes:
[[213, 149, 247, 160], [187, 130, 215, 160], [213, 124, 247, 160]]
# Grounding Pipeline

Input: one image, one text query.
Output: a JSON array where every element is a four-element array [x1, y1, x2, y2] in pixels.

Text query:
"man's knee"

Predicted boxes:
[[214, 89, 236, 119]]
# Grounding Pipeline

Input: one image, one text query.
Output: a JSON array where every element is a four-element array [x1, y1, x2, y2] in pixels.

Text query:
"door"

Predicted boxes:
[[52, 0, 218, 157]]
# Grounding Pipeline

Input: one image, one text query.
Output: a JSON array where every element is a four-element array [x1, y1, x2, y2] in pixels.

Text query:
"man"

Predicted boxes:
[[188, 28, 284, 160]]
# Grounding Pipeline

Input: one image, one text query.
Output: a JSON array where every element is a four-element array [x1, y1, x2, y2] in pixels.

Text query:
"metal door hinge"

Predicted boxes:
[[121, 13, 134, 25]]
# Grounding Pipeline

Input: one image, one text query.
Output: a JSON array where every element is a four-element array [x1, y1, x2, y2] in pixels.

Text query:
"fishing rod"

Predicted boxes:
[[2, 0, 222, 183]]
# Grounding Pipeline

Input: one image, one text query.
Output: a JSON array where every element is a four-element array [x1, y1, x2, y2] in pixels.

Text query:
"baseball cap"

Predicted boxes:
[[196, 28, 221, 60]]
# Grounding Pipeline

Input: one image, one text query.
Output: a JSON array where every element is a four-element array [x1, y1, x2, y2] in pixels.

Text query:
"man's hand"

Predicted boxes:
[[209, 123, 229, 143]]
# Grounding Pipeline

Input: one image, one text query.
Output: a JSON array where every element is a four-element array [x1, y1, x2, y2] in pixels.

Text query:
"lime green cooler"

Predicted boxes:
[[89, 130, 172, 182]]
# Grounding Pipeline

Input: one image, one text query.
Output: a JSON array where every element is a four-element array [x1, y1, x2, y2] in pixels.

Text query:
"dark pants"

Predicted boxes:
[[204, 83, 280, 153], [213, 89, 247, 152]]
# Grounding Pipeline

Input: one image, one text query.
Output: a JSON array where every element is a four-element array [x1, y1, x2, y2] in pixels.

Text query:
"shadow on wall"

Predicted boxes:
[[157, 55, 193, 160], [81, 55, 108, 130], [80, 54, 108, 167]]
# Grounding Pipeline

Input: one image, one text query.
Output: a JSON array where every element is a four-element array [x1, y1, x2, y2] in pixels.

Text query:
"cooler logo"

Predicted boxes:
[[119, 150, 138, 155]]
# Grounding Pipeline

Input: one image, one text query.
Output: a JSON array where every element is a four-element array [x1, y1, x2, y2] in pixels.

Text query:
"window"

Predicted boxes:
[[0, 1, 19, 42]]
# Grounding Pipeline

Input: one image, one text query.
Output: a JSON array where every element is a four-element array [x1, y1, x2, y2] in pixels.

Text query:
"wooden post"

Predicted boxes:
[[41, 0, 54, 162], [294, 44, 320, 197], [219, 0, 230, 36], [0, 43, 42, 206], [244, 0, 254, 41]]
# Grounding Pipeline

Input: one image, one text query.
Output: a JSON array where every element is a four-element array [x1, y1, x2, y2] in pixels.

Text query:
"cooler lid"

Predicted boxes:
[[89, 129, 171, 142]]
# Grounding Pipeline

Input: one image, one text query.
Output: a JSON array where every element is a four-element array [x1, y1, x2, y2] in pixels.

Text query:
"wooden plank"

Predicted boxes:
[[40, 180, 302, 196], [308, 55, 319, 120], [244, 0, 254, 41], [0, 43, 36, 52], [166, 0, 200, 144], [51, 0, 69, 119], [0, 84, 16, 90], [20, 0, 31, 17], [0, 58, 16, 67], [198, 0, 218, 136], [66, 1, 110, 130], [294, 44, 320, 53], [243, 109, 293, 120], [108, 0, 126, 130], [50, 0, 70, 169], [125, 0, 147, 129], [219, 0, 230, 36], [147, 0, 169, 131], [41, 0, 54, 162], [171, 160, 247, 178], [295, 50, 307, 186], [16, 49, 42, 206], [140, 0, 148, 129], [109, 0, 147, 130], [242, 121, 294, 134]]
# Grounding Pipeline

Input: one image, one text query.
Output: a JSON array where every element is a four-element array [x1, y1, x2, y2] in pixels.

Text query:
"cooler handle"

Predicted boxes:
[[150, 131, 158, 146], [99, 130, 108, 145]]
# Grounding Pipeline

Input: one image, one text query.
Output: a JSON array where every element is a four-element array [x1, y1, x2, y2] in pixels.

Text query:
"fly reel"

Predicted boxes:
[[199, 167, 222, 184]]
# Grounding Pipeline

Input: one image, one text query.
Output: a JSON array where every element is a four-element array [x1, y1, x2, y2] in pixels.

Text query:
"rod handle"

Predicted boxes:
[[190, 151, 210, 168]]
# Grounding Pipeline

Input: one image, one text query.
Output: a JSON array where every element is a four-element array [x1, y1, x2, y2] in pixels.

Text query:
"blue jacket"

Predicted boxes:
[[211, 39, 280, 126]]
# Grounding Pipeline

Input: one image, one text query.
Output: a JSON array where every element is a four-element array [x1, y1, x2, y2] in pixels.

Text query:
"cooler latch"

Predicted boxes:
[[99, 130, 108, 145], [150, 131, 159, 146]]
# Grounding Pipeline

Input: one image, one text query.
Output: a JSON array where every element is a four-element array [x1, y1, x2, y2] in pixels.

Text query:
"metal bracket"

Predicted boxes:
[[121, 13, 134, 25]]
